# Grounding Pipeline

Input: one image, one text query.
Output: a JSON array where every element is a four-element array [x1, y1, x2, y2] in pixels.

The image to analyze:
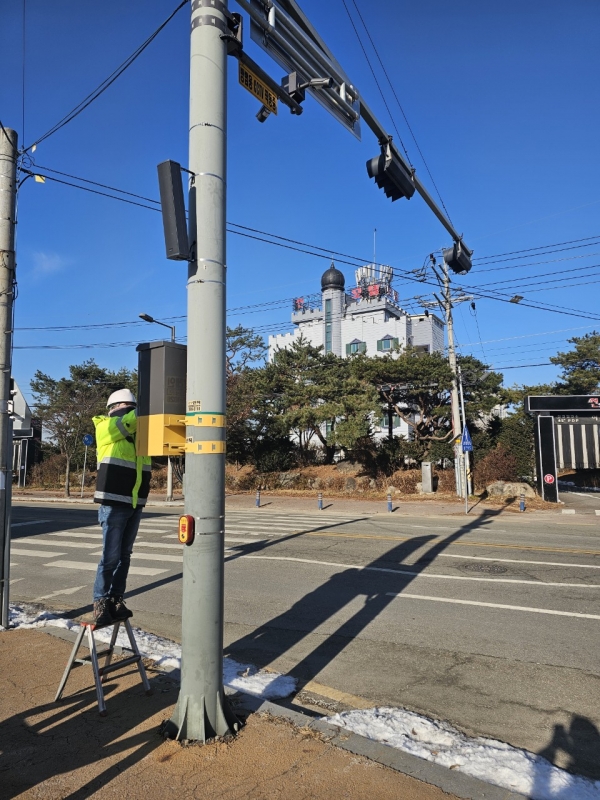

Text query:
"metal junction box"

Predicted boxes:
[[136, 340, 187, 456]]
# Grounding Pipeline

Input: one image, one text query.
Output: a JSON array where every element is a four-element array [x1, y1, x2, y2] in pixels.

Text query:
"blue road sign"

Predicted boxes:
[[83, 434, 94, 447], [461, 426, 473, 453]]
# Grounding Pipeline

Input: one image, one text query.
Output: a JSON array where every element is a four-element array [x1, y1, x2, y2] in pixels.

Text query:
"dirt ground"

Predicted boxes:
[[0, 630, 457, 800]]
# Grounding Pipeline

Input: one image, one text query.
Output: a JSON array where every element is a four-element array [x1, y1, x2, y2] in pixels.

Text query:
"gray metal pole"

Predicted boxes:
[[443, 262, 463, 499], [80, 445, 88, 498], [166, 456, 173, 502], [457, 366, 472, 498], [164, 0, 237, 741], [0, 128, 17, 629]]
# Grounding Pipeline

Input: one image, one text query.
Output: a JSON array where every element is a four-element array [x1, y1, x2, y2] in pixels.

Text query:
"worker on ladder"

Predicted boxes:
[[91, 389, 151, 626]]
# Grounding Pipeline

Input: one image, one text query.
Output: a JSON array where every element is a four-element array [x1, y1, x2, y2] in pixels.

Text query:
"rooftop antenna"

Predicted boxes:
[[373, 227, 377, 268]]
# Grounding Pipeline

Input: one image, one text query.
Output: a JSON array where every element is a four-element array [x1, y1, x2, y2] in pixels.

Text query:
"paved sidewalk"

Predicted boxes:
[[12, 488, 559, 517], [0, 628, 519, 800]]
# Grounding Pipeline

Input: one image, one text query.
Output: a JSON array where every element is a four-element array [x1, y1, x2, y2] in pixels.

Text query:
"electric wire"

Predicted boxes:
[[24, 0, 189, 152], [348, 0, 454, 224], [23, 168, 600, 323], [340, 0, 412, 165]]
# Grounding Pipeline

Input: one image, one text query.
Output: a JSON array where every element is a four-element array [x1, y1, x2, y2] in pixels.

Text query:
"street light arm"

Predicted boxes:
[[139, 313, 176, 342]]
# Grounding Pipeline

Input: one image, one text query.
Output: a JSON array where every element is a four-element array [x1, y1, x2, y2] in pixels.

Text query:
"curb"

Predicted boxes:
[[235, 694, 527, 800], [11, 496, 185, 507], [39, 626, 525, 800]]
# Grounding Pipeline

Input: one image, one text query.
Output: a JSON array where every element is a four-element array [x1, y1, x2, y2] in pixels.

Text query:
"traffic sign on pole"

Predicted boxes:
[[83, 434, 94, 447], [461, 426, 473, 453]]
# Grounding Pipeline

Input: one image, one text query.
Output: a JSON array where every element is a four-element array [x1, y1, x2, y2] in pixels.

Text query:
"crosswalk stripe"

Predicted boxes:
[[49, 532, 103, 540], [92, 551, 182, 562], [135, 542, 182, 550], [11, 520, 51, 528], [138, 528, 170, 534], [14, 540, 98, 549], [11, 548, 66, 557], [44, 560, 167, 576]]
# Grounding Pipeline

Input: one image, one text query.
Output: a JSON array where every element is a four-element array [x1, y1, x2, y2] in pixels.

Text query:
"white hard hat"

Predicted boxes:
[[106, 388, 136, 408]]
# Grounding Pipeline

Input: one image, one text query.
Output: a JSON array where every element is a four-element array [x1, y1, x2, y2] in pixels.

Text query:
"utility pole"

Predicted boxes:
[[0, 127, 17, 629], [164, 0, 237, 741], [442, 261, 464, 498], [421, 256, 472, 498]]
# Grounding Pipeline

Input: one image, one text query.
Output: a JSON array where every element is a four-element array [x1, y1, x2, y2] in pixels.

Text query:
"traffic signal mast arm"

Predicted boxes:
[[359, 99, 466, 249], [234, 0, 472, 262]]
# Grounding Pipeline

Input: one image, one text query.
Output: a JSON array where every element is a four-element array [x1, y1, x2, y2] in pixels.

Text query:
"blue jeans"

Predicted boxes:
[[93, 504, 143, 601]]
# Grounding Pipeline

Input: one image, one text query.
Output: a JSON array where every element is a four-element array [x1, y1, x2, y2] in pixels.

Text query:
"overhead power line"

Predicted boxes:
[[473, 234, 600, 262], [345, 0, 453, 224], [24, 0, 189, 152], [25, 166, 600, 324]]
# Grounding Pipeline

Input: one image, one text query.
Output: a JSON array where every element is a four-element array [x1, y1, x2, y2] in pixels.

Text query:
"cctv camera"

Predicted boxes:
[[256, 105, 271, 123]]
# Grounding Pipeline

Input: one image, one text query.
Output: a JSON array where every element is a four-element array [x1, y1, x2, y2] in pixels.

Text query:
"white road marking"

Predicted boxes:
[[9, 577, 23, 585], [439, 553, 600, 570], [44, 560, 167, 576], [241, 555, 600, 588], [138, 527, 170, 534], [14, 540, 98, 549], [33, 585, 86, 602], [164, 534, 179, 539], [225, 537, 267, 544], [91, 551, 181, 562], [49, 532, 103, 540], [11, 520, 51, 528], [404, 524, 506, 533], [134, 542, 182, 550], [385, 592, 600, 620], [11, 548, 66, 558]]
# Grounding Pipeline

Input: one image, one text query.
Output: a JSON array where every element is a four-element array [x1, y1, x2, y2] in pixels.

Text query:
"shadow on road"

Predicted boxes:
[[532, 716, 600, 794], [224, 508, 503, 690]]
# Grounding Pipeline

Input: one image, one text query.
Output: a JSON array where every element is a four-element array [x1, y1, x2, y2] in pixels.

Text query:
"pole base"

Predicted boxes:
[[161, 691, 240, 742]]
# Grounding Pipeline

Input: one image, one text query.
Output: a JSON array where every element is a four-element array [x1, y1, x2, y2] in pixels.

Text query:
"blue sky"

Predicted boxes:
[[3, 0, 600, 404]]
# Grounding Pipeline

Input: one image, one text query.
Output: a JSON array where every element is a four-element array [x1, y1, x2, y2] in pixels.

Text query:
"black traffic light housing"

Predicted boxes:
[[442, 241, 473, 275], [366, 142, 415, 202]]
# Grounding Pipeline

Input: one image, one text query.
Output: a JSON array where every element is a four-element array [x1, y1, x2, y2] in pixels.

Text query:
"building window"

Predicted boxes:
[[325, 299, 332, 353], [377, 336, 399, 352], [382, 412, 401, 429], [346, 339, 366, 355]]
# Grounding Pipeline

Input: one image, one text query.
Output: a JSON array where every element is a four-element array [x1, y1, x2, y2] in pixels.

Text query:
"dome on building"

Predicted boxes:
[[321, 263, 345, 291]]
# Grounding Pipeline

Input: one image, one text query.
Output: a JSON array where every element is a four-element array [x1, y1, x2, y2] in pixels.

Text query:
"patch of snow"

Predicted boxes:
[[327, 707, 600, 800], [6, 603, 296, 701]]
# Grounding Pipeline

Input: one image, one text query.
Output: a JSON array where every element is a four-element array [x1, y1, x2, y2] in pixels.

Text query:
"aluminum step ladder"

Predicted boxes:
[[55, 617, 152, 716]]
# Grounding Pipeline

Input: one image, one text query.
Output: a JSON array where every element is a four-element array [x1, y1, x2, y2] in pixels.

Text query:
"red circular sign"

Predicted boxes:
[[544, 474, 555, 484]]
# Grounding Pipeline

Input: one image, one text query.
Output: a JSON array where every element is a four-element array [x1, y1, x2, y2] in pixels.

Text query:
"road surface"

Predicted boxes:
[[8, 499, 600, 778]]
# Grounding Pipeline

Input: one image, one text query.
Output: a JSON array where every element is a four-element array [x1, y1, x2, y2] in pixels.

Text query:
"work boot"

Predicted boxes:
[[93, 598, 114, 626], [110, 596, 133, 621]]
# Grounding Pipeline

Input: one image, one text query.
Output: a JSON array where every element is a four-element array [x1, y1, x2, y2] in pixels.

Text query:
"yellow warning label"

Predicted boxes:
[[185, 440, 226, 454]]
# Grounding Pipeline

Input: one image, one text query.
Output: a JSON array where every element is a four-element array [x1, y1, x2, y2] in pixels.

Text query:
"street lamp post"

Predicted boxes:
[[140, 313, 176, 502], [139, 313, 176, 342]]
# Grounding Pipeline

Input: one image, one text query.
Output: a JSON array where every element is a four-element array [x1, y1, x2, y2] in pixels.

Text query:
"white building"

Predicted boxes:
[[268, 264, 446, 443]]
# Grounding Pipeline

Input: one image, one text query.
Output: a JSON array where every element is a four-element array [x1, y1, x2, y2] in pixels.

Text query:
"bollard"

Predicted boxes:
[[318, 492, 323, 511], [387, 493, 392, 513], [519, 492, 525, 512], [255, 489, 261, 509]]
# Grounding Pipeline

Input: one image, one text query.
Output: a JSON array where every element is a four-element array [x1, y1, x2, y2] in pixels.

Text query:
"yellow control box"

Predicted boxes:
[[136, 341, 187, 457]]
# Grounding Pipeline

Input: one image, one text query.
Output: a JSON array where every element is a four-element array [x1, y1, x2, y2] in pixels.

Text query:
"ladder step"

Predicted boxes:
[[98, 654, 141, 676], [55, 617, 152, 715]]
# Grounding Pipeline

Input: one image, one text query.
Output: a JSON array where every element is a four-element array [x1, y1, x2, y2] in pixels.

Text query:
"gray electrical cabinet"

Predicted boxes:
[[136, 340, 187, 456]]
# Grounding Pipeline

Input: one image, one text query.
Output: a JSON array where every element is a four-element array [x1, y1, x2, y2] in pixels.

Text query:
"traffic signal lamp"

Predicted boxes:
[[442, 241, 473, 275], [366, 143, 415, 202]]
